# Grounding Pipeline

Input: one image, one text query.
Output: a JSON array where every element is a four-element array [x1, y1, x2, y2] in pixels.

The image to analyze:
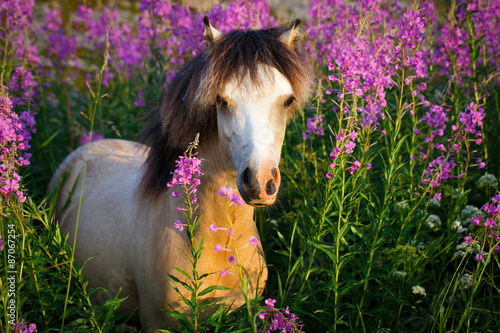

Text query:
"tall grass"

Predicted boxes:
[[1, 0, 500, 332]]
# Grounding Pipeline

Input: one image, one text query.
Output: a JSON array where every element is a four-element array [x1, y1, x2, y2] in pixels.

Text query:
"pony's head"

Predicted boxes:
[[141, 18, 313, 206]]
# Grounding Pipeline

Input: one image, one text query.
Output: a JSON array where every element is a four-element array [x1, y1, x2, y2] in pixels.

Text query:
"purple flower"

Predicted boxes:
[[228, 254, 237, 264], [302, 114, 325, 139], [80, 131, 104, 145]]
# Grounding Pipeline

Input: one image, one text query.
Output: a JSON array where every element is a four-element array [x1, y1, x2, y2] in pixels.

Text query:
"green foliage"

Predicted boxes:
[[1, 197, 127, 332]]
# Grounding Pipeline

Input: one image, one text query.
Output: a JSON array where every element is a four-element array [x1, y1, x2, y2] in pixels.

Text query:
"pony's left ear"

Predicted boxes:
[[203, 16, 222, 48], [279, 19, 301, 48]]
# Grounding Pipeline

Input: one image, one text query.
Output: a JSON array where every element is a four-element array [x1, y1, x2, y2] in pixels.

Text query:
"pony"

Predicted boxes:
[[49, 17, 313, 330]]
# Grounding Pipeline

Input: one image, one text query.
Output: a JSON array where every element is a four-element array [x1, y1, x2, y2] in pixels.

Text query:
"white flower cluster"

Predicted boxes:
[[376, 328, 391, 333], [428, 198, 441, 209], [406, 239, 425, 250], [475, 173, 498, 189], [425, 214, 442, 228], [396, 201, 408, 210], [412, 285, 427, 296], [453, 240, 481, 258], [451, 220, 462, 230], [459, 273, 474, 289], [392, 271, 407, 277], [461, 205, 484, 219]]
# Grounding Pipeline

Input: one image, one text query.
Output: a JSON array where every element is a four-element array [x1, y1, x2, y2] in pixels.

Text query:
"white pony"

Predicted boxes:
[[49, 18, 312, 330]]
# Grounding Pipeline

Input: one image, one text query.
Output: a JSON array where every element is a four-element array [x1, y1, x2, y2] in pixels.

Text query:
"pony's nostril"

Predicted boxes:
[[266, 178, 276, 195], [242, 167, 251, 188], [271, 167, 276, 178]]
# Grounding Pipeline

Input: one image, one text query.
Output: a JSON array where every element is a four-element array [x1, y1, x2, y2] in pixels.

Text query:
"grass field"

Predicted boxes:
[[1, 0, 500, 332]]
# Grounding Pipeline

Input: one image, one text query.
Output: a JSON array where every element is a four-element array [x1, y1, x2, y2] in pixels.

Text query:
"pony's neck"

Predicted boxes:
[[194, 138, 256, 245]]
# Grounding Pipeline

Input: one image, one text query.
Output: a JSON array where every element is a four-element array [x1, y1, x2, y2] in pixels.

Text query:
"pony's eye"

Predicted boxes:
[[284, 96, 296, 108], [216, 96, 228, 108]]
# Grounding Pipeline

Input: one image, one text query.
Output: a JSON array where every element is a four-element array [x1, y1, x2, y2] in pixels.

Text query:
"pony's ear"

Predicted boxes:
[[203, 16, 222, 48], [279, 18, 301, 48]]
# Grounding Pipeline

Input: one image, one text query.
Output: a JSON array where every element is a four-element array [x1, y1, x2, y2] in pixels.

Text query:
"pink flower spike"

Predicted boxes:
[[220, 270, 228, 276], [214, 245, 222, 252], [209, 224, 219, 232], [249, 236, 258, 246]]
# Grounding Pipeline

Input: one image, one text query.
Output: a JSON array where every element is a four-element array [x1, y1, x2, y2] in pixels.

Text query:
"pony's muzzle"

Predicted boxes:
[[240, 165, 280, 206]]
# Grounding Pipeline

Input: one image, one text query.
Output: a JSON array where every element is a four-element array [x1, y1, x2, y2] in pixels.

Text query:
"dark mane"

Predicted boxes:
[[139, 23, 314, 197]]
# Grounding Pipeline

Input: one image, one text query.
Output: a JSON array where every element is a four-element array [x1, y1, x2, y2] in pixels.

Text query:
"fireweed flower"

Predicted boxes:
[[174, 220, 186, 232], [11, 320, 37, 333], [258, 298, 303, 332], [218, 186, 244, 206], [302, 114, 325, 139], [167, 150, 202, 203], [79, 131, 104, 145], [0, 233, 3, 251], [1, 86, 36, 203]]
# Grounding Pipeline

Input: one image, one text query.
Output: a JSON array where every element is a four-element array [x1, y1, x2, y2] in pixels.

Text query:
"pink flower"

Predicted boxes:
[[465, 236, 473, 244], [352, 161, 361, 169], [219, 186, 244, 206], [80, 131, 104, 145], [475, 253, 483, 260], [209, 224, 219, 232], [434, 192, 442, 200], [366, 164, 372, 170], [220, 270, 228, 276], [265, 298, 276, 310], [214, 245, 222, 252], [174, 220, 184, 231], [326, 172, 333, 179], [249, 236, 258, 246]]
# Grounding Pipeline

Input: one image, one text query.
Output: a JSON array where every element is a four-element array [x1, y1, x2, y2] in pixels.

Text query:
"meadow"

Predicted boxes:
[[1, 0, 500, 332]]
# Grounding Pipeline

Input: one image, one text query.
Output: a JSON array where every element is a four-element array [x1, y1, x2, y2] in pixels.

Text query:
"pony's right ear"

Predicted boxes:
[[203, 16, 222, 48], [279, 18, 301, 48]]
